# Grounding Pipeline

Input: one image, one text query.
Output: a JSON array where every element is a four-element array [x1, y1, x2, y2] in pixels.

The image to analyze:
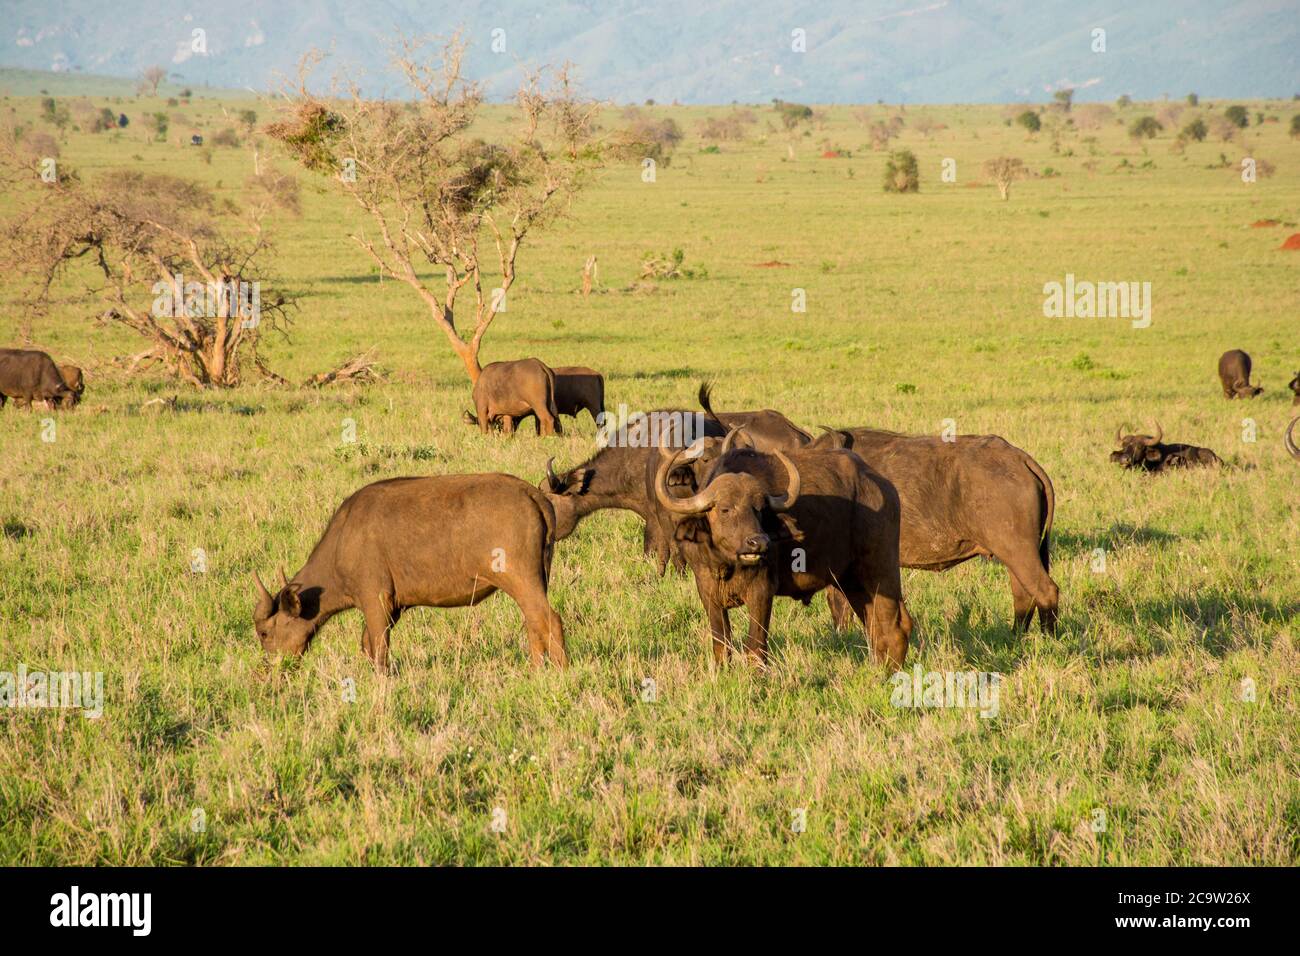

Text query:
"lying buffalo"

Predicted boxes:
[[1109, 422, 1223, 471], [253, 474, 566, 669], [0, 348, 75, 409], [56, 365, 83, 408], [655, 433, 911, 668], [1288, 371, 1299, 406], [552, 366, 605, 424], [1218, 349, 1263, 399], [1285, 417, 1300, 461], [463, 358, 562, 436]]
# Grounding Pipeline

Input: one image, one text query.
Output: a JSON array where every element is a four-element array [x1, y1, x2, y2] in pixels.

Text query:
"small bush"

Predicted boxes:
[[1017, 111, 1041, 133], [883, 149, 919, 193], [1128, 116, 1162, 140]]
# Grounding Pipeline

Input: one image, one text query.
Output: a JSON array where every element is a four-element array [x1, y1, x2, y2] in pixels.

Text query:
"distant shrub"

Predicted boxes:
[[1187, 93, 1199, 106], [210, 127, 241, 148], [1016, 111, 1041, 133], [1291, 115, 1300, 139], [1128, 116, 1162, 140], [1116, 95, 1133, 109], [883, 149, 919, 193], [772, 100, 813, 130], [1224, 105, 1249, 128], [1180, 118, 1207, 142], [639, 248, 706, 280]]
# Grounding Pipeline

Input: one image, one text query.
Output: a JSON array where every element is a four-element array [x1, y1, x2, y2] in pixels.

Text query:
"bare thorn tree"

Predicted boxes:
[[0, 130, 298, 387], [983, 156, 1027, 200], [265, 34, 604, 384], [138, 66, 167, 97]]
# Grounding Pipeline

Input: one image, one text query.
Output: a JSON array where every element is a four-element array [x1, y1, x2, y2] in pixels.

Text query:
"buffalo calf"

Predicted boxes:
[[253, 474, 566, 669]]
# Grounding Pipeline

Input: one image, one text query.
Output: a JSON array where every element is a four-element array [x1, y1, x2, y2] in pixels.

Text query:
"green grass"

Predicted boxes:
[[1, 92, 1298, 865]]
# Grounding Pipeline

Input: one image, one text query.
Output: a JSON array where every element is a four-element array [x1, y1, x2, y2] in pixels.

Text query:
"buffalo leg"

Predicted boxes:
[[999, 552, 1059, 635], [1009, 575, 1036, 633], [741, 587, 774, 666], [695, 578, 732, 665], [501, 578, 567, 667], [843, 585, 909, 670], [826, 587, 857, 632], [360, 599, 397, 671]]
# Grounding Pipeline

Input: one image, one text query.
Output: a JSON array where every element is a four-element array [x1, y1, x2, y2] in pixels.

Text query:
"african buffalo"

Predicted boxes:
[[463, 358, 562, 436], [656, 432, 912, 668], [796, 427, 1060, 634], [56, 365, 83, 408], [253, 474, 566, 670], [1288, 371, 1299, 406], [1109, 422, 1223, 471], [0, 349, 75, 409], [552, 366, 605, 424], [1218, 349, 1263, 399], [1285, 417, 1300, 461], [541, 392, 810, 566]]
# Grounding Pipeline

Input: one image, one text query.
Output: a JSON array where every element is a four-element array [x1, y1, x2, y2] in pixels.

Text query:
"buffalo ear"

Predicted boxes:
[[674, 516, 707, 543], [278, 584, 303, 618], [775, 513, 806, 542], [569, 468, 593, 495]]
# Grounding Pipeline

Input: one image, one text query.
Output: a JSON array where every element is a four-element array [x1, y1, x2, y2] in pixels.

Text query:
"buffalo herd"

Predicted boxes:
[[4, 344, 1296, 672]]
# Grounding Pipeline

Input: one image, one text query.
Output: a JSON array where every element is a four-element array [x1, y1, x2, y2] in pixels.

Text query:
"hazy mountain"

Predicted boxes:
[[3, 0, 1296, 104]]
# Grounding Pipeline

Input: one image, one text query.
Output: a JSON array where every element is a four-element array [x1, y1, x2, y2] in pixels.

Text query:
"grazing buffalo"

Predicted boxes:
[[551, 366, 605, 424], [1109, 422, 1223, 472], [0, 348, 75, 409], [1288, 371, 1299, 405], [800, 427, 1060, 634], [655, 433, 911, 668], [1218, 349, 1263, 399], [253, 474, 566, 669], [1285, 417, 1300, 461], [463, 358, 562, 436], [56, 365, 84, 408]]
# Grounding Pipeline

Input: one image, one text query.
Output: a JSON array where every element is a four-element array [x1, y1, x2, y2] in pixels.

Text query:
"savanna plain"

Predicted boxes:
[[1, 85, 1297, 864]]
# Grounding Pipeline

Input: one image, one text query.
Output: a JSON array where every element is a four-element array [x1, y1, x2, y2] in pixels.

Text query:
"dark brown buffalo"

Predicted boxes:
[[1288, 371, 1299, 406], [463, 358, 562, 436], [655, 434, 911, 668], [542, 408, 723, 545], [0, 348, 75, 409], [1218, 349, 1263, 399], [1109, 422, 1223, 472], [1284, 417, 1300, 461], [253, 474, 566, 670], [699, 425, 1059, 634], [56, 365, 83, 408], [541, 394, 811, 565], [552, 366, 605, 424]]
